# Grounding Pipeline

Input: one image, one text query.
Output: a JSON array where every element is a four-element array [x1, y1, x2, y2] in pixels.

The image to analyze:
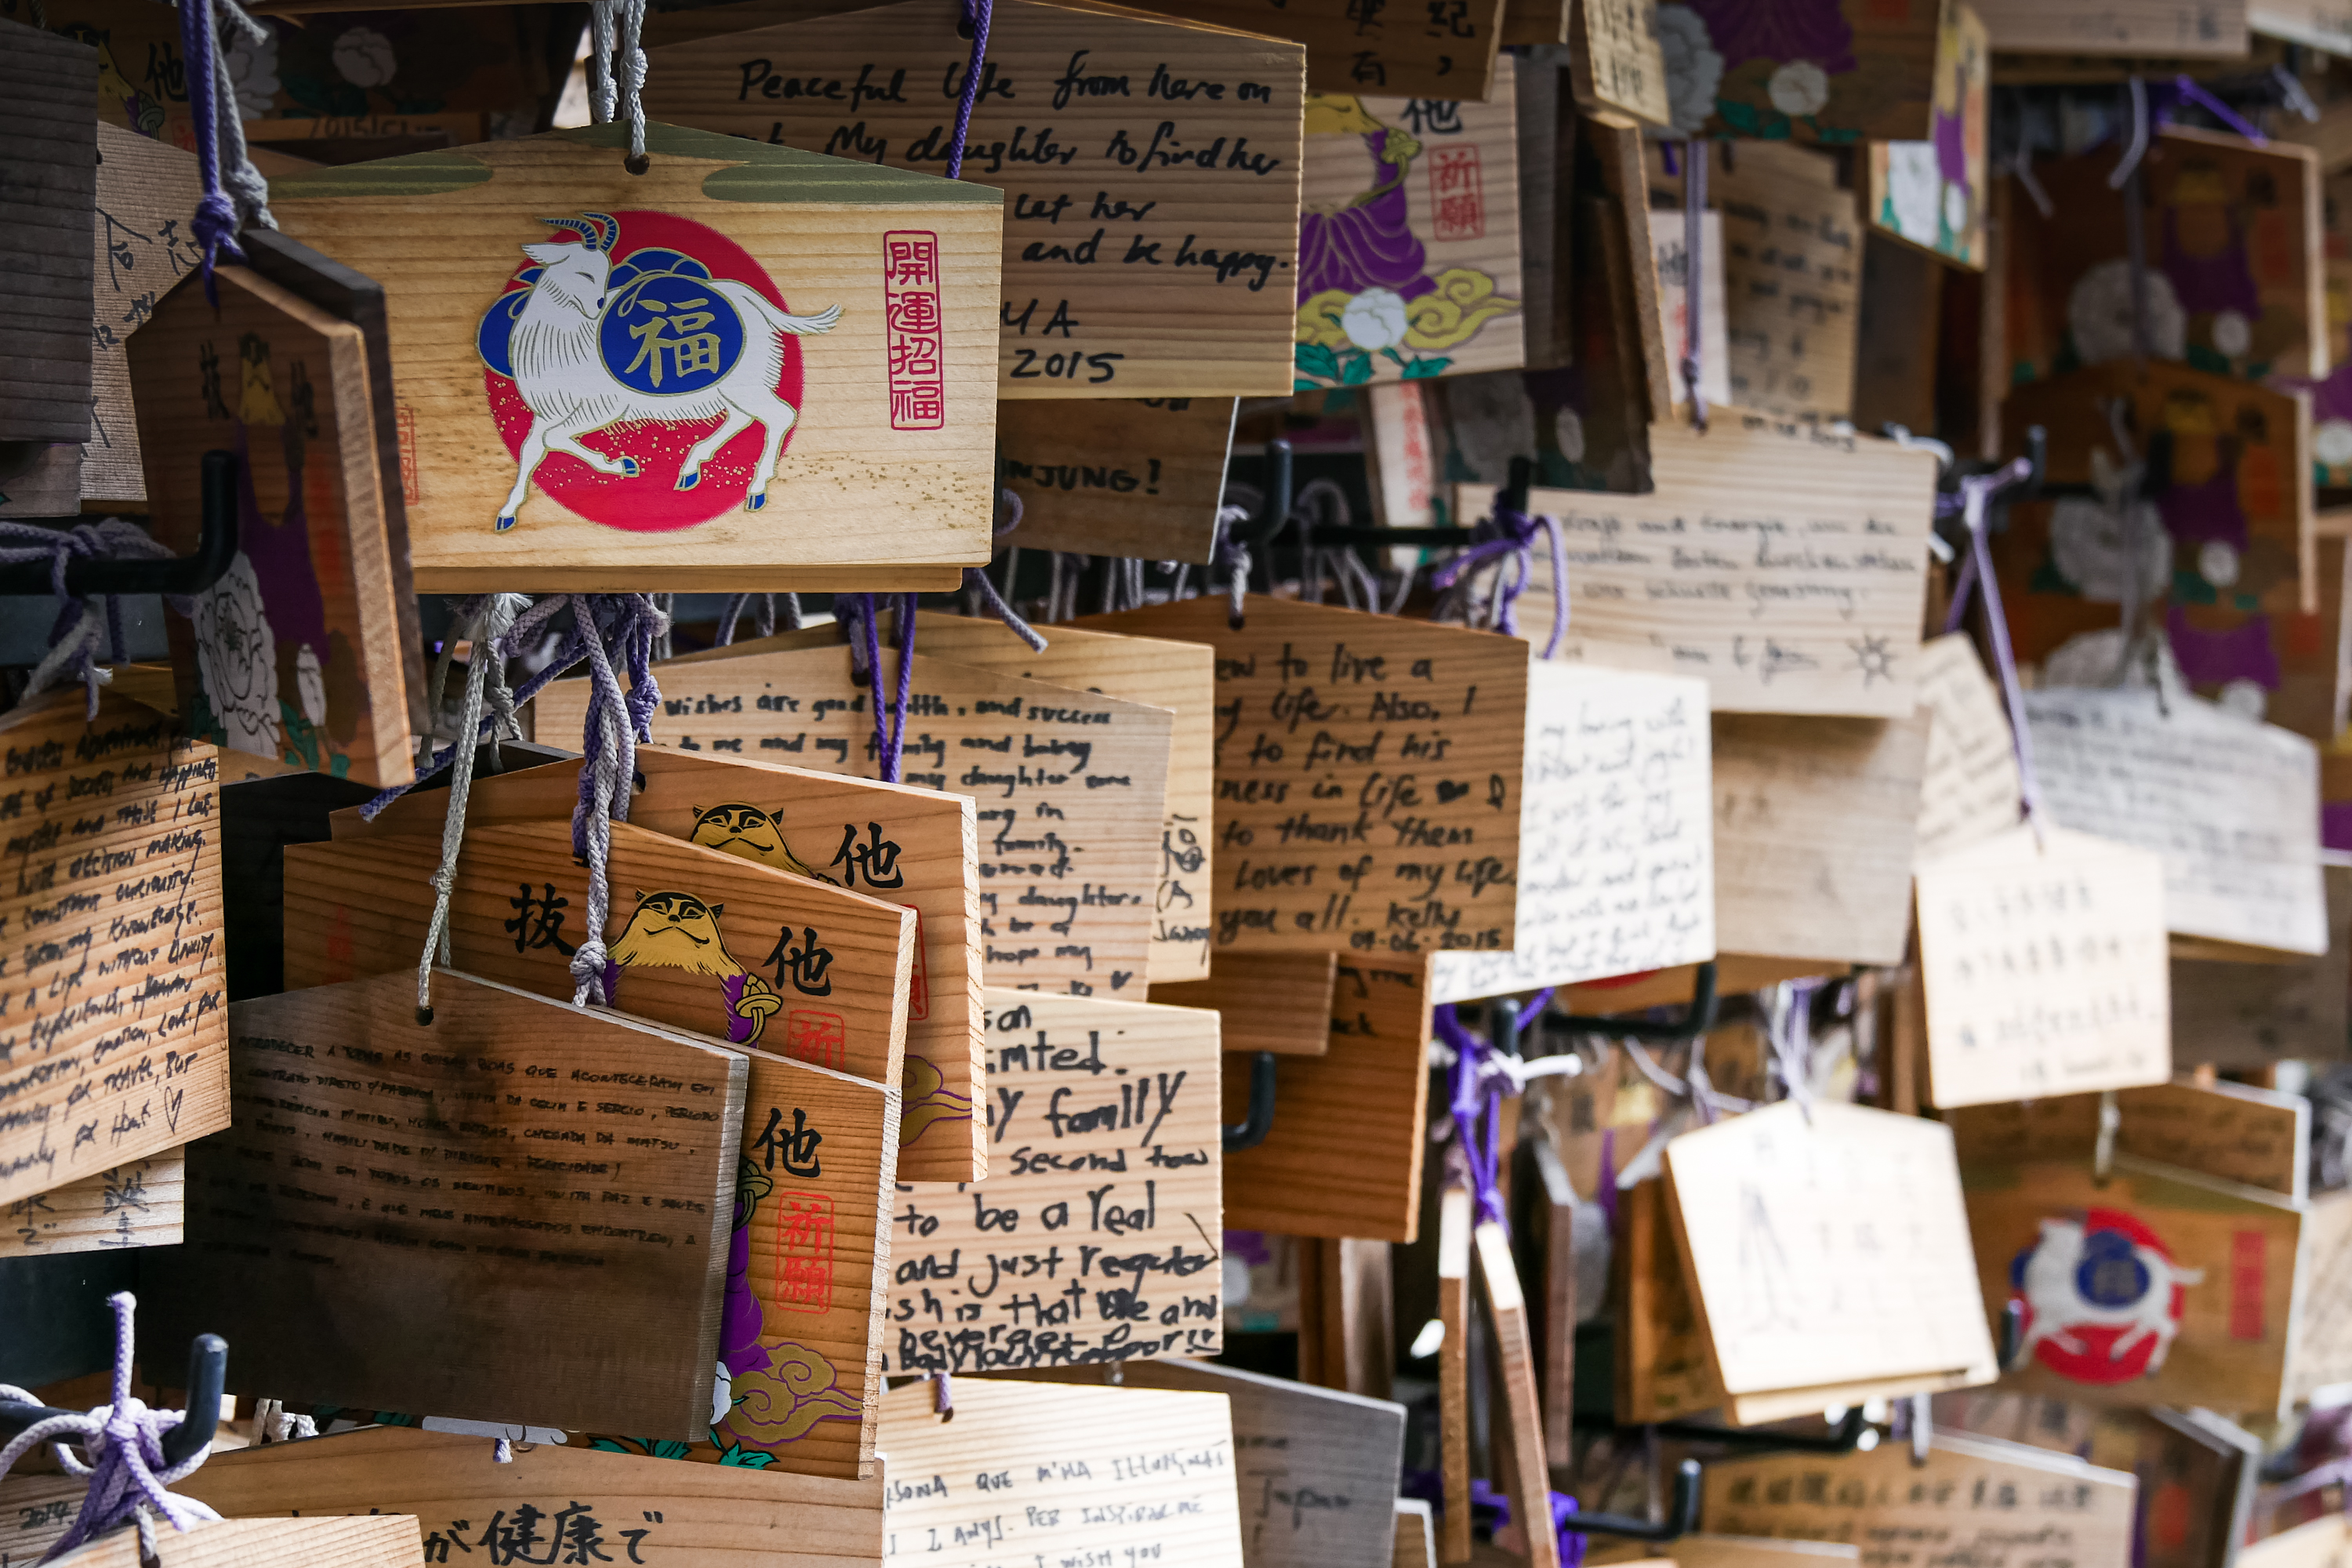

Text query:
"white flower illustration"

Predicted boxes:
[[2067, 258, 2187, 365], [2210, 308, 2252, 358], [1341, 288, 1410, 352], [331, 25, 397, 88], [2316, 418, 2352, 468], [194, 552, 281, 759], [1653, 5, 1724, 137], [2049, 495, 2170, 604], [223, 24, 281, 120], [712, 1361, 735, 1428], [1884, 143, 1940, 241], [296, 643, 326, 727], [2198, 539, 2240, 589], [1941, 180, 1970, 240], [1767, 60, 1830, 117], [2220, 678, 2269, 719], [1554, 406, 1587, 463]]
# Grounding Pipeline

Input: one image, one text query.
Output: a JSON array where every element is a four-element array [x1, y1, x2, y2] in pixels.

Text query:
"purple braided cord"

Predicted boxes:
[[1433, 1004, 1508, 1231], [945, 0, 994, 179], [1430, 499, 1569, 658], [0, 1293, 220, 1562], [1940, 460, 2041, 824], [176, 0, 245, 300]]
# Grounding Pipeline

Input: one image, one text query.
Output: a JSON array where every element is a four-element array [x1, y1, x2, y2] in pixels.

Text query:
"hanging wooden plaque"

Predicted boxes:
[[1711, 712, 1929, 967], [1428, 662, 1712, 1004], [1292, 79, 1526, 394], [934, 612, 1216, 984], [1865, 5, 1989, 272], [0, 16, 96, 447], [885, 989, 1222, 1374], [285, 819, 916, 1087], [1703, 1430, 2136, 1565], [1910, 633, 2022, 866], [82, 122, 200, 506], [1154, 951, 1337, 1054], [267, 123, 1002, 592], [1714, 143, 1863, 423], [2023, 689, 2328, 956], [877, 1377, 1245, 1568], [1691, 0, 1940, 144], [1083, 596, 1530, 961], [337, 747, 985, 1183], [1664, 1100, 1999, 1424], [644, 0, 1304, 400], [1947, 1076, 2310, 1200], [130, 263, 416, 788], [996, 398, 1240, 562], [533, 643, 1171, 997], [170, 1423, 886, 1568], [1570, 0, 1669, 128], [1915, 824, 2173, 1109], [49, 1515, 424, 1568], [1501, 419, 1938, 718], [1653, 209, 1730, 413], [1965, 1155, 2316, 1418], [1221, 958, 1431, 1241], [0, 691, 229, 1209], [1364, 381, 1440, 528], [1968, 0, 2249, 53], [2171, 865, 2352, 1068], [148, 970, 742, 1440], [0, 1150, 182, 1259]]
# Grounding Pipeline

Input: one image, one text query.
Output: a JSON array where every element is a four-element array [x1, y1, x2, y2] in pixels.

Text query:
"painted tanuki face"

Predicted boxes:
[[688, 803, 789, 862], [609, 890, 737, 977]]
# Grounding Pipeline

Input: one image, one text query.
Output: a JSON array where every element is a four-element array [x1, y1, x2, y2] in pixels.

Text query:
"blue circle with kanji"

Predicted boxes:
[[594, 265, 746, 397]]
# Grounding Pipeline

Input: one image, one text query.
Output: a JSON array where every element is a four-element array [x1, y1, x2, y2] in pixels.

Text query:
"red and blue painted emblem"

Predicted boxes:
[[2007, 1207, 2204, 1383], [475, 209, 840, 533]]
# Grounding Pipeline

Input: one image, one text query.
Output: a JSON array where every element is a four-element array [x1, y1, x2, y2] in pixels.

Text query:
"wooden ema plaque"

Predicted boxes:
[[1664, 1100, 1999, 1425], [1222, 958, 1431, 1242], [1425, 661, 1714, 1006], [1964, 1155, 2335, 1419], [1084, 596, 1529, 962], [285, 819, 915, 1089], [83, 122, 200, 505], [2172, 865, 2352, 1069], [928, 612, 1216, 984], [644, 0, 1501, 103], [1865, 5, 1988, 272], [150, 971, 742, 1440], [0, 691, 229, 1209], [337, 746, 985, 1183], [0, 1149, 181, 1258], [1915, 824, 2173, 1109], [644, 0, 1304, 400], [1910, 634, 2022, 866], [1022, 1359, 1406, 1568], [1702, 1429, 2137, 1568], [268, 123, 1003, 592], [1691, 0, 1939, 144], [1710, 143, 1863, 423], [0, 15, 96, 448], [1292, 79, 1526, 393], [169, 1423, 885, 1568], [1615, 1174, 1721, 1425], [129, 264, 416, 789], [2021, 689, 2328, 957], [877, 1377, 1245, 1568], [997, 397, 1240, 562], [1969, 0, 2248, 53], [536, 641, 1171, 997], [1155, 951, 1337, 1054], [1711, 712, 1929, 967], [1570, 0, 1669, 127], [1503, 416, 1940, 718], [886, 989, 1221, 1374], [1947, 1077, 2310, 1200]]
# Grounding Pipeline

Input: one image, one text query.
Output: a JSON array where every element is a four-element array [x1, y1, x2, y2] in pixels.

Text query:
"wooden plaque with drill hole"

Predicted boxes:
[[1153, 951, 1338, 1054], [0, 690, 229, 1210], [82, 121, 199, 505], [887, 989, 1221, 1374], [49, 1514, 425, 1568], [644, 0, 1304, 398], [0, 16, 96, 446], [130, 263, 416, 789], [169, 1424, 886, 1566], [998, 397, 1241, 562], [1084, 595, 1530, 961], [146, 970, 742, 1441], [1221, 958, 1431, 1241], [336, 747, 985, 1183], [284, 818, 914, 1088], [0, 1149, 183, 1258], [267, 123, 1001, 592], [535, 642, 1173, 999]]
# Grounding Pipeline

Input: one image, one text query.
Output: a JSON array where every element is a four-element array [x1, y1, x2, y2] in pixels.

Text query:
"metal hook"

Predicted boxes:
[[0, 1331, 228, 1467], [1500, 456, 1532, 517], [1552, 962, 1719, 1043], [0, 451, 240, 599], [1650, 1406, 1871, 1455], [1222, 1051, 1277, 1152], [1563, 1459, 1702, 1543]]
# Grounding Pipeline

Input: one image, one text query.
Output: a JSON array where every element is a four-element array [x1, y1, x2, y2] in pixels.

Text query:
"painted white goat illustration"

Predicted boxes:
[[2011, 1216, 2204, 1374], [494, 212, 841, 531]]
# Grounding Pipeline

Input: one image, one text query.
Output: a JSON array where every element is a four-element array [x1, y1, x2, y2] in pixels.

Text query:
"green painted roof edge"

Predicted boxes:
[[267, 123, 1000, 205]]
